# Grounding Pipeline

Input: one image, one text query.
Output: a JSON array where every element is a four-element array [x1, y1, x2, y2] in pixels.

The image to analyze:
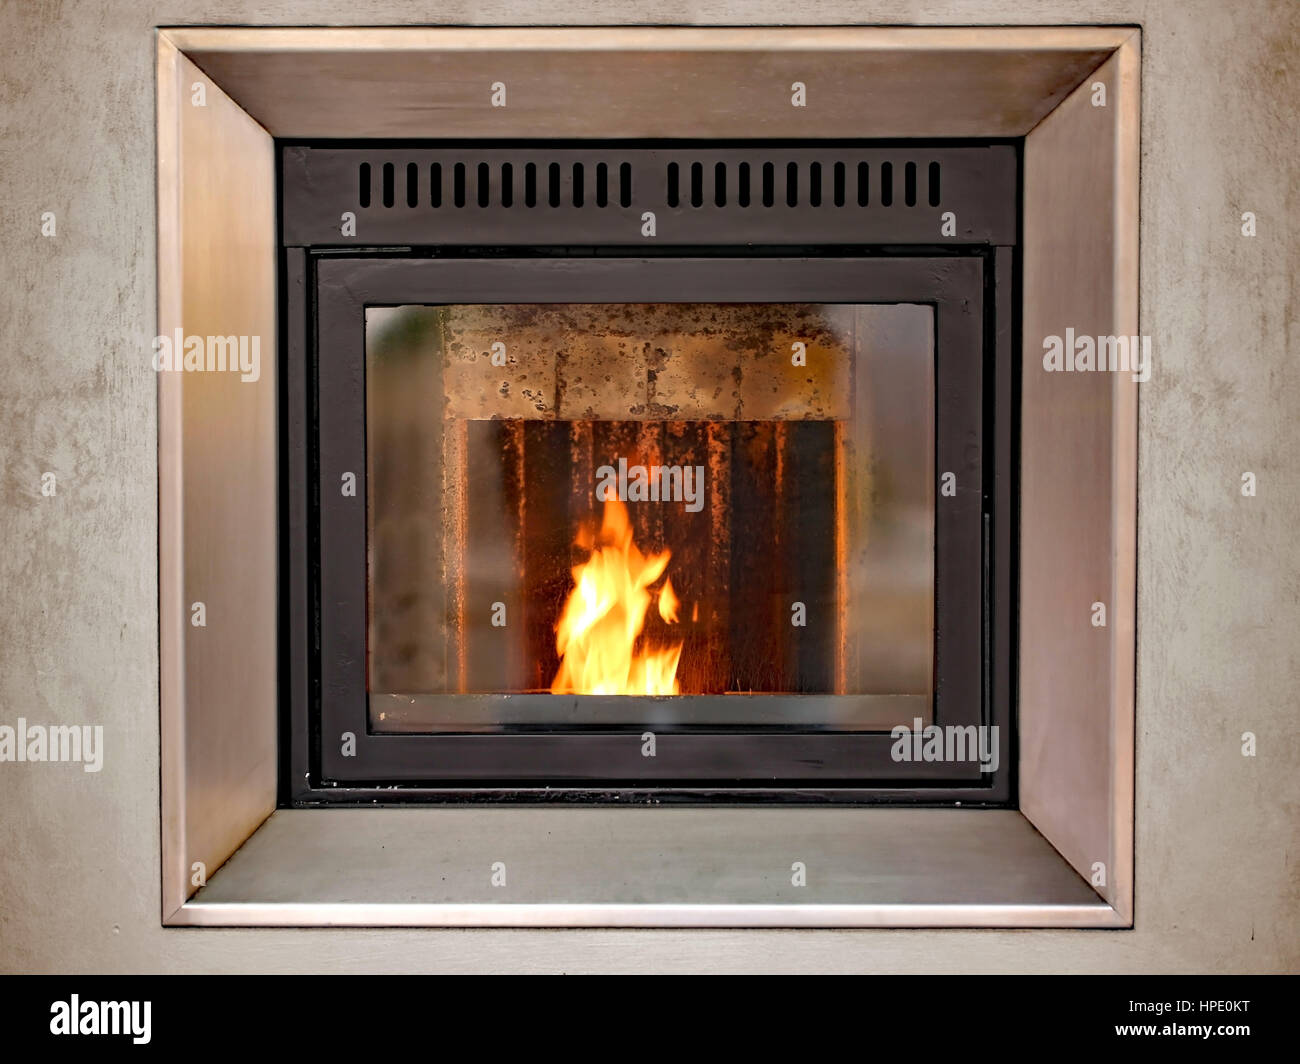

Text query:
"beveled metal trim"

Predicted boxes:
[[1019, 38, 1139, 921], [171, 901, 1126, 929], [157, 33, 279, 916], [162, 26, 1133, 141], [165, 26, 1138, 53], [169, 807, 1123, 928]]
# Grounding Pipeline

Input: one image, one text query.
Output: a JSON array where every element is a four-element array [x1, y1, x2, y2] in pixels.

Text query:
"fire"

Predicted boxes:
[[550, 498, 683, 695], [659, 576, 680, 624]]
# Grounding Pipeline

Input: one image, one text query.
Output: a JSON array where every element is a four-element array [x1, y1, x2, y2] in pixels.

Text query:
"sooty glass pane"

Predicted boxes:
[[365, 303, 934, 731]]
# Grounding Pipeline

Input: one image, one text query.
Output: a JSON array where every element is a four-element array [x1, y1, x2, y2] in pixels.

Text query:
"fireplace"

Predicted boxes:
[[285, 144, 1014, 801], [157, 26, 1142, 926]]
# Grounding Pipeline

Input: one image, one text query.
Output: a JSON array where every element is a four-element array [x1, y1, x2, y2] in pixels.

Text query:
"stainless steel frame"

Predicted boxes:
[[157, 25, 1139, 928]]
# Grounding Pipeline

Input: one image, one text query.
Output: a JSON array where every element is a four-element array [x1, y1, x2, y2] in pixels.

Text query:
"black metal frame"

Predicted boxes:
[[280, 143, 1017, 807], [281, 142, 1017, 247]]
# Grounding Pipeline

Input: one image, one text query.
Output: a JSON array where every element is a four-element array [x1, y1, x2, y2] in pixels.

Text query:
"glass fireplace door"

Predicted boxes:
[[308, 256, 993, 790], [365, 302, 935, 732]]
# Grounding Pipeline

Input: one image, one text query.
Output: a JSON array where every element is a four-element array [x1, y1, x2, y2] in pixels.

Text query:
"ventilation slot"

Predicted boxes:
[[406, 163, 418, 208], [572, 163, 584, 207], [477, 162, 490, 208], [430, 163, 442, 208], [929, 161, 942, 206], [453, 163, 466, 208], [690, 162, 704, 208], [547, 163, 560, 208], [833, 162, 845, 207], [857, 162, 869, 206], [382, 162, 395, 208], [880, 161, 893, 207], [524, 163, 537, 208], [501, 162, 513, 208], [809, 162, 822, 207], [595, 163, 608, 207], [786, 162, 798, 207], [714, 162, 726, 207], [738, 162, 751, 207], [904, 162, 917, 207], [359, 163, 371, 208], [762, 162, 775, 208]]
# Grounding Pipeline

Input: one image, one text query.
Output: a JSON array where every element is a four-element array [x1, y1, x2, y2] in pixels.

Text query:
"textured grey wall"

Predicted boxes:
[[0, 0, 1296, 973]]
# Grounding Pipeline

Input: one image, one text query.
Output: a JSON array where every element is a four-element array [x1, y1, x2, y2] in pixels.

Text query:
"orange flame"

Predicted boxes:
[[550, 498, 683, 695], [659, 576, 680, 624]]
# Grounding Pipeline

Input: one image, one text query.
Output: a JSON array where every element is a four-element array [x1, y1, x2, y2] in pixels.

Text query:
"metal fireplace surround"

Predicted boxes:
[[158, 26, 1138, 927], [283, 143, 1016, 804]]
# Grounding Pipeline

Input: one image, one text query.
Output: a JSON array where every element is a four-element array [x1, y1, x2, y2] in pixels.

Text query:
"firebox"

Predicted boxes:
[[282, 143, 1016, 803]]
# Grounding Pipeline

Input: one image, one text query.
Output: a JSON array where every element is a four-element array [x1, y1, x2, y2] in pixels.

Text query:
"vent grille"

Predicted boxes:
[[355, 156, 944, 211], [283, 145, 1016, 246], [357, 158, 637, 211]]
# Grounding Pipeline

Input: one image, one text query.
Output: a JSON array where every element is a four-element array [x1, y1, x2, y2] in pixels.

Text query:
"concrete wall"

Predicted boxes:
[[1, 0, 1296, 972]]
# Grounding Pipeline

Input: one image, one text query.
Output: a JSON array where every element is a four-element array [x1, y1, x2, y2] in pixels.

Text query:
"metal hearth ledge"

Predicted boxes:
[[175, 807, 1124, 928]]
